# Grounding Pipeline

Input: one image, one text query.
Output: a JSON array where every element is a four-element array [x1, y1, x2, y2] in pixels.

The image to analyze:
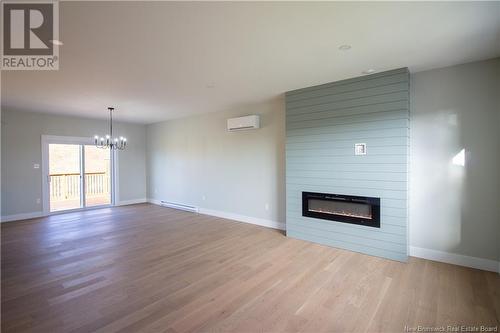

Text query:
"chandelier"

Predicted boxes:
[[93, 107, 127, 150]]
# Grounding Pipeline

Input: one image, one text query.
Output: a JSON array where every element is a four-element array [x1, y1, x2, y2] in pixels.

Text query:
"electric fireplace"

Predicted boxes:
[[302, 192, 380, 228]]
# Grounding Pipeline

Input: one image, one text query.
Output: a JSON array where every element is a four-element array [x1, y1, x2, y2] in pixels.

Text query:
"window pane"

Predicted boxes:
[[49, 144, 82, 212], [84, 146, 111, 207]]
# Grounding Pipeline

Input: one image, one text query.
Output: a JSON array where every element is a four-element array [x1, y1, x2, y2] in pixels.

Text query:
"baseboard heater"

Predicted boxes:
[[160, 200, 199, 213]]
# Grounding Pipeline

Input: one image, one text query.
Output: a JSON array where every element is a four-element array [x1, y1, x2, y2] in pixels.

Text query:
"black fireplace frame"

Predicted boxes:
[[302, 192, 380, 228]]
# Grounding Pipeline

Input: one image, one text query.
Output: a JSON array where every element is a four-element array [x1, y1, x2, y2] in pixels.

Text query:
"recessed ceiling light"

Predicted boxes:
[[338, 45, 351, 51], [49, 39, 63, 46], [362, 69, 376, 74]]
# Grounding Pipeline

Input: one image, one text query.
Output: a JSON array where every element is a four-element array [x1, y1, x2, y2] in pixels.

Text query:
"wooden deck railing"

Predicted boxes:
[[50, 172, 110, 200]]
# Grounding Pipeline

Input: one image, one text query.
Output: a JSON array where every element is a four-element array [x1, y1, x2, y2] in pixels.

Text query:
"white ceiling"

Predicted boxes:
[[2, 1, 500, 124]]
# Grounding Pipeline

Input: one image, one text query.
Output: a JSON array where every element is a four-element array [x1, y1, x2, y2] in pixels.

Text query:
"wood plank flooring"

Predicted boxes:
[[1, 204, 499, 332]]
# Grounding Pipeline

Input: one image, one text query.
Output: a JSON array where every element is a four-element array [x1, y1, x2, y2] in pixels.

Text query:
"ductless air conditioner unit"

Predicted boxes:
[[227, 115, 260, 131]]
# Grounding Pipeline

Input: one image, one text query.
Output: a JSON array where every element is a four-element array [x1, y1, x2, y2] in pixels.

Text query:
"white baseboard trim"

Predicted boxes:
[[198, 208, 285, 231], [410, 246, 499, 273], [1, 211, 44, 223], [148, 198, 162, 205], [118, 198, 148, 206], [2, 199, 147, 222]]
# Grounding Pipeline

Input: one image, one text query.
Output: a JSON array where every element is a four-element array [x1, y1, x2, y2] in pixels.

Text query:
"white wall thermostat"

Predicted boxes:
[[354, 143, 367, 155]]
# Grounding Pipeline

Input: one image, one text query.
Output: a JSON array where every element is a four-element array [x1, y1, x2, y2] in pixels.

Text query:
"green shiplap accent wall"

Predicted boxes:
[[285, 68, 409, 262]]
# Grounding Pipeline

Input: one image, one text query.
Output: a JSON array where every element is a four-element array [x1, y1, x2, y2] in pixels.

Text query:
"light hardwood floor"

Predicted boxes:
[[1, 204, 499, 332]]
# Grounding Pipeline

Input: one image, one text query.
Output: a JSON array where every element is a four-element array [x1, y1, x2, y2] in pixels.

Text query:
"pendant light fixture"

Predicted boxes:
[[94, 107, 127, 150]]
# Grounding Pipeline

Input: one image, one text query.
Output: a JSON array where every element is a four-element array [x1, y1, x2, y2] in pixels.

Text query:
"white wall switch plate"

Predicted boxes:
[[355, 143, 367, 155], [33, 163, 40, 169]]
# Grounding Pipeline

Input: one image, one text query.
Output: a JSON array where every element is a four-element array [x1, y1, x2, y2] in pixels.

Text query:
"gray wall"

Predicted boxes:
[[1, 110, 147, 217], [410, 58, 500, 262], [285, 68, 409, 262], [147, 100, 285, 224]]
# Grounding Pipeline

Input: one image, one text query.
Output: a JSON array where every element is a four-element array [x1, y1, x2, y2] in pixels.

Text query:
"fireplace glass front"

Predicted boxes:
[[302, 192, 380, 228]]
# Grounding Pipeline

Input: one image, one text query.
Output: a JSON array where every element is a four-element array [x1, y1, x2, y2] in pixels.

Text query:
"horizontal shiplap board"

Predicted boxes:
[[287, 119, 408, 137], [286, 170, 407, 182], [287, 100, 409, 122], [287, 222, 406, 252], [287, 146, 408, 157], [286, 68, 408, 96], [287, 91, 408, 116], [286, 177, 407, 191], [286, 184, 407, 200], [287, 155, 407, 165], [286, 216, 406, 235], [287, 109, 408, 129], [287, 128, 408, 142], [287, 137, 408, 149], [286, 219, 406, 243], [286, 72, 409, 103], [287, 82, 409, 110], [286, 162, 408, 173], [287, 230, 408, 262]]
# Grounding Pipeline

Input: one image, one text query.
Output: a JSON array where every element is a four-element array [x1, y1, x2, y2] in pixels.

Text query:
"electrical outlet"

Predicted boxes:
[[36, 198, 41, 204], [265, 203, 269, 211], [33, 163, 40, 169], [202, 195, 206, 201], [154, 188, 158, 194]]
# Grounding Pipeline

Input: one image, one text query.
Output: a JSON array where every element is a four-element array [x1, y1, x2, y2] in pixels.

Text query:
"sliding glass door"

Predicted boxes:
[[45, 138, 113, 213], [49, 144, 83, 212], [84, 145, 111, 207]]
